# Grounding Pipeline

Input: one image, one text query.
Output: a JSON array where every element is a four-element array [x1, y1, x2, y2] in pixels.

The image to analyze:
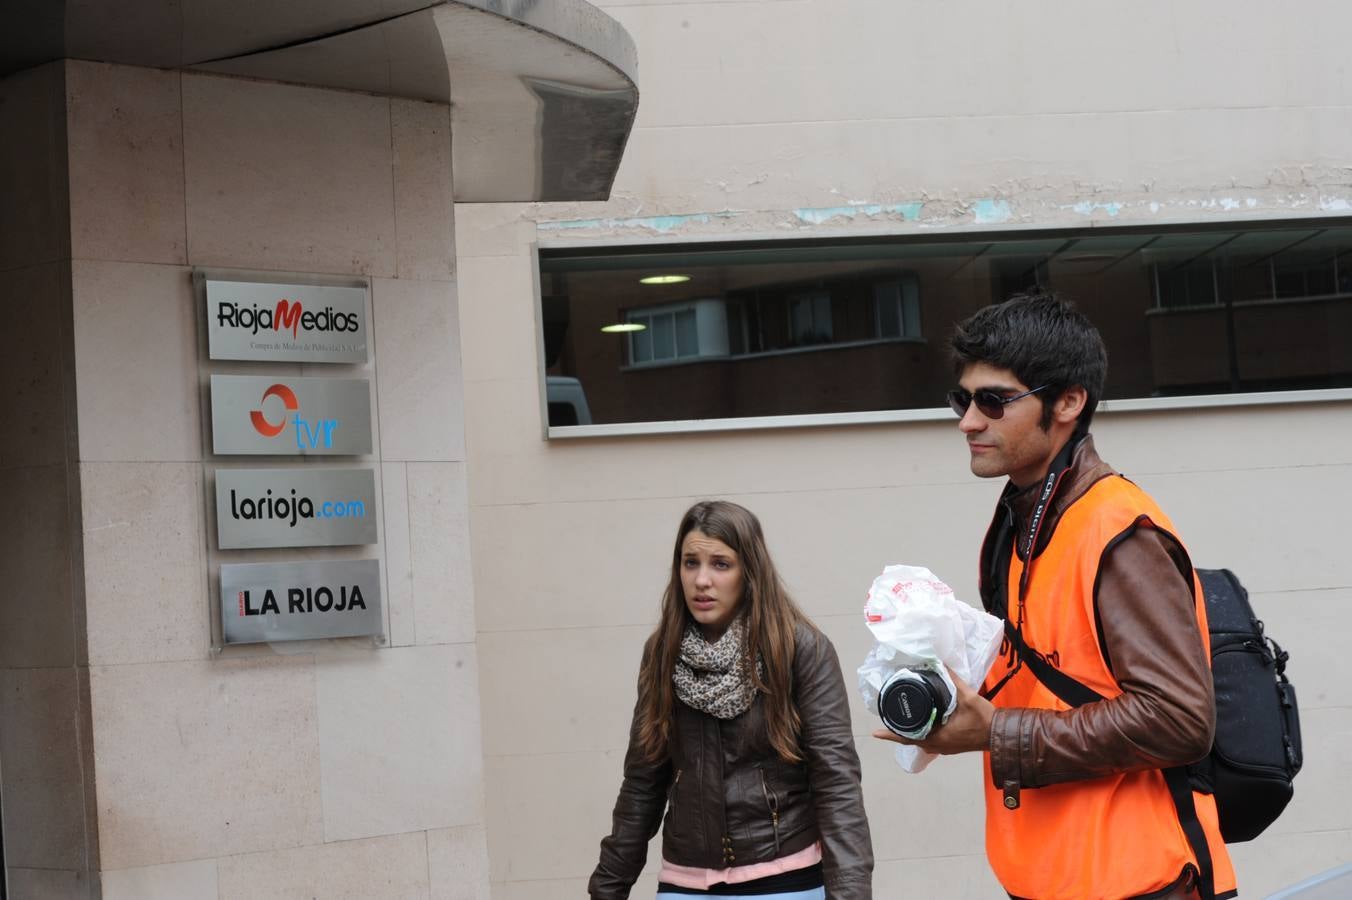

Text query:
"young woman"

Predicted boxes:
[[589, 501, 873, 900]]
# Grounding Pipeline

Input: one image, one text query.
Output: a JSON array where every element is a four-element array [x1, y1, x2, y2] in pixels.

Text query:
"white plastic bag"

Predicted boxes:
[[857, 564, 1004, 773]]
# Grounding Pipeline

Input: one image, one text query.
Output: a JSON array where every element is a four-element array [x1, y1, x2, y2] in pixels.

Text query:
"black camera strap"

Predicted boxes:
[[981, 435, 1081, 701]]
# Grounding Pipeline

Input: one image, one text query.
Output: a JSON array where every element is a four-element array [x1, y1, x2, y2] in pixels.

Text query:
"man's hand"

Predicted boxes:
[[872, 668, 995, 755]]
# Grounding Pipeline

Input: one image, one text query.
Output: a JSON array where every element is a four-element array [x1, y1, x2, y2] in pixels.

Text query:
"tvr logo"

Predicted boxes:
[[250, 383, 340, 449]]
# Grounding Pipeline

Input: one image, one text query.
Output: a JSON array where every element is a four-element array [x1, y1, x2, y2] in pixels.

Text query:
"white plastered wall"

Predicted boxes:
[[457, 1, 1352, 897], [47, 60, 487, 898]]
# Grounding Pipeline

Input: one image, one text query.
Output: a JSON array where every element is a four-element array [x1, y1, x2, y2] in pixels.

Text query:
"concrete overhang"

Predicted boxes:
[[0, 0, 638, 202]]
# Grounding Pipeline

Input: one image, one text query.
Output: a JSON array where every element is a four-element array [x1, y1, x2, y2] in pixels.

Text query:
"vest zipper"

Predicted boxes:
[[759, 768, 780, 855]]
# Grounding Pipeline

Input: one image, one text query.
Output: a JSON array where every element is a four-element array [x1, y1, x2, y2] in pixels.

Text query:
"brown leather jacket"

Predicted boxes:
[[589, 622, 873, 899], [984, 435, 1216, 796]]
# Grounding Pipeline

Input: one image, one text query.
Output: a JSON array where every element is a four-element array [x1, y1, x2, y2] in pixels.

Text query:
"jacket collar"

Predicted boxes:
[[1004, 433, 1116, 560]]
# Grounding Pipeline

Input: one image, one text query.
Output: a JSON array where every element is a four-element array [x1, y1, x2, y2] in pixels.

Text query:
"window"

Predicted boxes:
[[629, 306, 697, 364], [874, 275, 921, 338], [626, 298, 729, 366], [539, 219, 1352, 430], [1154, 261, 1218, 309], [788, 292, 833, 345], [1152, 228, 1352, 309]]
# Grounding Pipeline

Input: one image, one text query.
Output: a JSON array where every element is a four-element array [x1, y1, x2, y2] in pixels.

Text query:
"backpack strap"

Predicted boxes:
[[1001, 629, 1216, 900], [1163, 767, 1216, 900], [1001, 620, 1104, 707]]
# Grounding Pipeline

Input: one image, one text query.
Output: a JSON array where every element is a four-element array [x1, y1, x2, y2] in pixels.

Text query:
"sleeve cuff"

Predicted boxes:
[[989, 706, 1023, 806]]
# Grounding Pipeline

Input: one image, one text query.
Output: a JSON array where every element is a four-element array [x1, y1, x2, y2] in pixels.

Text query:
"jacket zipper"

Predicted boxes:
[[759, 769, 780, 855]]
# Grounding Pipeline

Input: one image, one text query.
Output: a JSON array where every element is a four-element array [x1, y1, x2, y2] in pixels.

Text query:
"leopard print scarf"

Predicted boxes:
[[672, 614, 763, 720]]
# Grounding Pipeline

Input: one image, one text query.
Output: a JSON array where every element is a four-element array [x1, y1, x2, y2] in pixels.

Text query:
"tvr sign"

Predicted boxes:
[[247, 383, 342, 450], [211, 374, 372, 456]]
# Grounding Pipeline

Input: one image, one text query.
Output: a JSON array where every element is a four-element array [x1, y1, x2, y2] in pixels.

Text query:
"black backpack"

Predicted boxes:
[[1191, 568, 1302, 843], [1001, 567, 1302, 900]]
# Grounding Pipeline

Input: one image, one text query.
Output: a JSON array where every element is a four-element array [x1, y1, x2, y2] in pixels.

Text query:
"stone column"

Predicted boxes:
[[0, 58, 488, 899]]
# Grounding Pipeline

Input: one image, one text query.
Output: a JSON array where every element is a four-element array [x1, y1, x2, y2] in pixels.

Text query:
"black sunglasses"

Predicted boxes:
[[947, 384, 1051, 419]]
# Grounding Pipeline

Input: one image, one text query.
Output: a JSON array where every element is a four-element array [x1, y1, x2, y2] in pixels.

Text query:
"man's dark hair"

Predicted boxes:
[[949, 290, 1107, 431]]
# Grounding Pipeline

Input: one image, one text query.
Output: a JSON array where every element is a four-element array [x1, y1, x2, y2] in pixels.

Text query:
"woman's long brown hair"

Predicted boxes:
[[635, 500, 814, 764]]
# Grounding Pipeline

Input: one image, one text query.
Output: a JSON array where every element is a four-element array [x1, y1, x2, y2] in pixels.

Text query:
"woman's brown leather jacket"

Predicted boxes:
[[589, 622, 873, 899]]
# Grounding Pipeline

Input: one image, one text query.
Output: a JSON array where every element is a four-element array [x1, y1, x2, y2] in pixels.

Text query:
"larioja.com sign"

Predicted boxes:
[[220, 559, 382, 644], [215, 467, 377, 549]]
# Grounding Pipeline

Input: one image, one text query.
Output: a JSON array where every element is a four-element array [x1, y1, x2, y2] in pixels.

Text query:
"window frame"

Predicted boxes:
[[625, 303, 701, 366], [534, 217, 1352, 439]]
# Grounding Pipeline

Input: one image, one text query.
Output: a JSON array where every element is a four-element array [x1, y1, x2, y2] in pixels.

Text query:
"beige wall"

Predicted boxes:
[[2, 58, 488, 898], [457, 1, 1352, 897]]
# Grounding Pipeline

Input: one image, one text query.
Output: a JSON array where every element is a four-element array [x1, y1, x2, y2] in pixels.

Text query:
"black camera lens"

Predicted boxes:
[[878, 667, 953, 740]]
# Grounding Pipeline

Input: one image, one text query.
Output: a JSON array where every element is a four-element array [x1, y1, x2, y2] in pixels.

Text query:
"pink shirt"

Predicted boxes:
[[659, 841, 822, 890]]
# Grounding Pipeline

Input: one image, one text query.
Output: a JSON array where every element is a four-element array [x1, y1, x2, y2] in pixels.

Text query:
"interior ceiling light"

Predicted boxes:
[[601, 322, 646, 333], [639, 274, 691, 285]]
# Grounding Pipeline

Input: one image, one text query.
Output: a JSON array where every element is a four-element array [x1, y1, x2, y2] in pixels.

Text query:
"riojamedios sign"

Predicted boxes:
[[204, 277, 368, 364]]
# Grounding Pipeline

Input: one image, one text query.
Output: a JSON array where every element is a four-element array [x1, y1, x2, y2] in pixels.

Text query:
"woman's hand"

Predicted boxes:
[[871, 667, 994, 755]]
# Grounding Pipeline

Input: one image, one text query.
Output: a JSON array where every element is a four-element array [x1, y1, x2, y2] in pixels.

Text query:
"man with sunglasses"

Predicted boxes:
[[874, 291, 1235, 900]]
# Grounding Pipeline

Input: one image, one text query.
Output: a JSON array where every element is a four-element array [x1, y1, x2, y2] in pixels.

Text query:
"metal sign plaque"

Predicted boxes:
[[205, 279, 368, 363], [220, 559, 382, 645], [211, 374, 372, 456], [215, 468, 377, 549]]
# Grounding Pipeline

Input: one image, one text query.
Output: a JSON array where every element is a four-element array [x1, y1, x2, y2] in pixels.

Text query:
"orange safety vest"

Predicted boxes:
[[982, 475, 1237, 900]]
